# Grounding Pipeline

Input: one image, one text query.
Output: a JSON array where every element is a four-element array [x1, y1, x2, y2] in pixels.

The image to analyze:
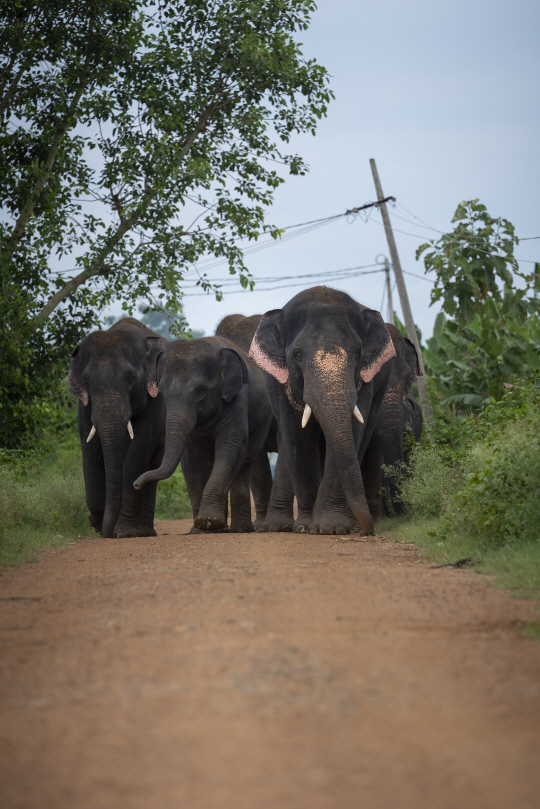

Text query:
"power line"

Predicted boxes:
[[182, 267, 384, 297]]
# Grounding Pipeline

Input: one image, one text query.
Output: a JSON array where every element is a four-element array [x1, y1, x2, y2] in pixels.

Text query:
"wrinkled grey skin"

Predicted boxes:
[[402, 393, 423, 464], [248, 287, 396, 536], [69, 318, 166, 538], [215, 314, 287, 530], [133, 336, 273, 534], [362, 325, 423, 519]]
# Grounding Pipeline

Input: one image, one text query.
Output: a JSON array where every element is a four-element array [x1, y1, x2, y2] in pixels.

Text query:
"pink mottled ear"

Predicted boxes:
[[147, 381, 159, 398], [360, 310, 397, 383], [68, 347, 89, 405], [248, 310, 288, 384]]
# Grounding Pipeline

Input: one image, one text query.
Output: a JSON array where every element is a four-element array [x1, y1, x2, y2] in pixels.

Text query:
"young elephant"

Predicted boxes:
[[133, 336, 273, 533], [249, 286, 396, 536], [69, 318, 166, 538]]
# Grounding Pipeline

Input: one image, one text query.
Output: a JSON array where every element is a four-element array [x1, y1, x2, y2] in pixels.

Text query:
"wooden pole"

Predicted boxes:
[[370, 158, 433, 423], [384, 257, 394, 325]]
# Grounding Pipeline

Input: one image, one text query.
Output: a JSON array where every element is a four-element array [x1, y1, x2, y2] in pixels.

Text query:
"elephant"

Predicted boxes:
[[362, 325, 423, 518], [132, 336, 274, 533], [248, 286, 396, 535], [402, 392, 423, 464], [215, 313, 286, 529], [69, 317, 167, 538]]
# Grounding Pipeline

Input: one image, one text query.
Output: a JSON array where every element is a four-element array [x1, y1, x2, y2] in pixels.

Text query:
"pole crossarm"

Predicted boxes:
[[345, 196, 395, 216]]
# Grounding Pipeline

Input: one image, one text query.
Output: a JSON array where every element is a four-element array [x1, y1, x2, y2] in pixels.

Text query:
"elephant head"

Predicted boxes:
[[248, 286, 395, 534], [133, 337, 248, 490], [69, 318, 165, 537]]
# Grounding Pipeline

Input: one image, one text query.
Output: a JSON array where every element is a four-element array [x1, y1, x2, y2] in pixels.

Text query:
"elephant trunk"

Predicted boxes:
[[315, 399, 374, 535], [96, 421, 128, 539], [133, 408, 195, 490]]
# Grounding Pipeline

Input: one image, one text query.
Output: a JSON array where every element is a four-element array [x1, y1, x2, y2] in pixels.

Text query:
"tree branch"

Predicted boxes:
[[34, 99, 220, 326], [2, 79, 88, 258]]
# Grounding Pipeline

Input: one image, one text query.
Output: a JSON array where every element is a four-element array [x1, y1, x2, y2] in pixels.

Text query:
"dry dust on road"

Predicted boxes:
[[1, 520, 539, 809]]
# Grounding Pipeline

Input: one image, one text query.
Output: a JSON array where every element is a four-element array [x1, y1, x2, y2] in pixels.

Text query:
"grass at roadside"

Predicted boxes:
[[380, 515, 540, 598], [0, 463, 90, 566]]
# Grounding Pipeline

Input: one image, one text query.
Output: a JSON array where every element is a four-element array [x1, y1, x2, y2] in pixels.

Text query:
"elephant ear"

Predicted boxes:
[[404, 337, 423, 381], [145, 336, 166, 397], [248, 309, 288, 384], [360, 310, 396, 383], [220, 347, 248, 401], [68, 345, 89, 406]]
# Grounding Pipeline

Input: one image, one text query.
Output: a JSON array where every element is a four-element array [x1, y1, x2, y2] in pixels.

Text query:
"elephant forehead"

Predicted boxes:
[[310, 346, 349, 381]]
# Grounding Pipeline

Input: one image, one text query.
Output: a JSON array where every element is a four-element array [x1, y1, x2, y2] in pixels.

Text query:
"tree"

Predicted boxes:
[[417, 200, 540, 410], [0, 0, 332, 447]]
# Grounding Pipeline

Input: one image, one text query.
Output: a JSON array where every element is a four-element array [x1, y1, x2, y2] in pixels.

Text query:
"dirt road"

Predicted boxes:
[[1, 520, 539, 809]]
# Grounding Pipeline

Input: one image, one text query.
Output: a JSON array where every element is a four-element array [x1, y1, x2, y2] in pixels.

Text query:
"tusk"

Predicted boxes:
[[353, 405, 364, 424], [86, 425, 96, 443], [301, 404, 312, 428], [127, 420, 134, 440]]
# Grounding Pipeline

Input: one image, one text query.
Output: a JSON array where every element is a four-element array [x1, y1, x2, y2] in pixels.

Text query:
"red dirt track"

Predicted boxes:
[[1, 519, 540, 808]]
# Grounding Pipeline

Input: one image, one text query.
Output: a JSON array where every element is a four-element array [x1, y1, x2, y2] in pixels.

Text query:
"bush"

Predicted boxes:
[[400, 447, 461, 518], [386, 375, 540, 593], [456, 418, 540, 546]]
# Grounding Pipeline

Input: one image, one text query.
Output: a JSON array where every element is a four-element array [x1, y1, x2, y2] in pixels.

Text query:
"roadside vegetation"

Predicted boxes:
[[381, 196, 540, 596]]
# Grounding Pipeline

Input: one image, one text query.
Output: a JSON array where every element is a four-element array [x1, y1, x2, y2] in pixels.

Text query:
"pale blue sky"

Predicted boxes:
[[177, 0, 540, 340]]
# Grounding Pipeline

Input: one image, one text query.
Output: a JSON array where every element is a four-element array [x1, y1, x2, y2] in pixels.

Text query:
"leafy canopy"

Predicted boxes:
[[417, 200, 540, 408], [0, 0, 332, 447]]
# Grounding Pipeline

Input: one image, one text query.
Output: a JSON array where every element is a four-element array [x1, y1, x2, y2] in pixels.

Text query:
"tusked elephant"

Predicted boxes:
[[361, 324, 423, 518], [132, 336, 274, 533], [248, 286, 396, 536], [69, 317, 166, 538]]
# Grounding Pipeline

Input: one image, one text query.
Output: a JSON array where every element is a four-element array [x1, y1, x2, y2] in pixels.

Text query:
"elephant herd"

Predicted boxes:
[[69, 286, 422, 538]]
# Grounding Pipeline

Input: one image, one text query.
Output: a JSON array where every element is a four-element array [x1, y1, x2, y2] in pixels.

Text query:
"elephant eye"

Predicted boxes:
[[195, 386, 207, 398], [293, 348, 303, 361], [127, 373, 136, 384]]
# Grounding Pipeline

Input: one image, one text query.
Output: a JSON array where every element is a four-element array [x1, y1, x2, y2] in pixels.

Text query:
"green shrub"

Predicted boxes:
[[455, 419, 540, 546], [400, 447, 461, 518]]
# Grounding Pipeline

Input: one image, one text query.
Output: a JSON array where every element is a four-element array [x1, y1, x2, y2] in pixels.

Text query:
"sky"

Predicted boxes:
[[124, 0, 540, 339]]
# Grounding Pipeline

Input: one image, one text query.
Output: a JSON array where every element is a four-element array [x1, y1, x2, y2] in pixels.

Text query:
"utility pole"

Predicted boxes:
[[384, 257, 394, 325], [370, 159, 433, 424]]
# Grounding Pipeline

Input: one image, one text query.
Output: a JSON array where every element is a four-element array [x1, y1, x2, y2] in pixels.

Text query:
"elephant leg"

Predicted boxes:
[[250, 449, 273, 530], [361, 438, 385, 521], [264, 451, 295, 532], [195, 402, 249, 532], [116, 428, 160, 538], [268, 383, 322, 533], [230, 464, 254, 533], [181, 437, 214, 532]]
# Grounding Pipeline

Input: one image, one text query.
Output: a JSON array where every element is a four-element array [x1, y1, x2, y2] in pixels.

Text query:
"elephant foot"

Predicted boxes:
[[265, 507, 294, 532], [293, 510, 315, 534], [230, 518, 254, 533], [253, 517, 268, 532], [115, 523, 157, 538], [309, 511, 358, 536], [194, 515, 226, 532], [189, 525, 204, 534]]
